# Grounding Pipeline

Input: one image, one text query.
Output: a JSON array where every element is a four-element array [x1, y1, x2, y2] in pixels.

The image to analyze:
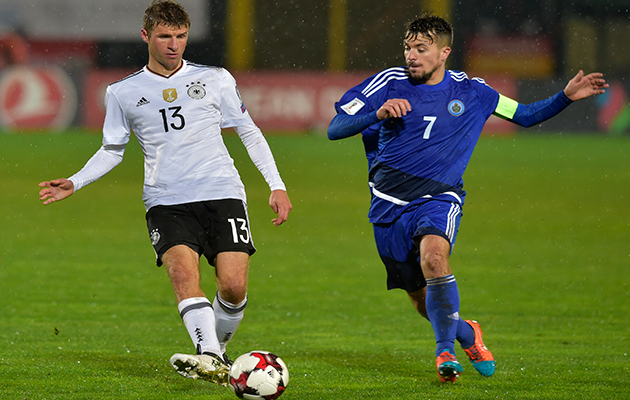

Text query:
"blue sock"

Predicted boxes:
[[457, 319, 475, 349], [426, 275, 460, 357]]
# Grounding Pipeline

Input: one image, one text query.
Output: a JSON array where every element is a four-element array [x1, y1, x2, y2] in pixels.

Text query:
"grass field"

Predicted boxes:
[[1, 130, 629, 399]]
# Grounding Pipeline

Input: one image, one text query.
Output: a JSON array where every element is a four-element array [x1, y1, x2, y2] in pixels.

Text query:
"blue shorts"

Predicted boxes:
[[373, 199, 462, 292]]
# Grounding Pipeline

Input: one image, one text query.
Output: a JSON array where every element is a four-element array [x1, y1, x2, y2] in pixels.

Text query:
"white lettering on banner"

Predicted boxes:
[[238, 87, 264, 118], [321, 87, 350, 121], [270, 88, 314, 119]]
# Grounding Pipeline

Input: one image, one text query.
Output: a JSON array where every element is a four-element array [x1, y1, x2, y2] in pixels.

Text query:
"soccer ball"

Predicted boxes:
[[229, 351, 289, 400]]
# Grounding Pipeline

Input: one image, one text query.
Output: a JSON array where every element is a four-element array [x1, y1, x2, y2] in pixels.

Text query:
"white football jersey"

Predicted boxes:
[[70, 60, 285, 210]]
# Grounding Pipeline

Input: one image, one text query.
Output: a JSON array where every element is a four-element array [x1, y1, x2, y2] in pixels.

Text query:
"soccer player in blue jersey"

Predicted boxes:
[[327, 13, 607, 383]]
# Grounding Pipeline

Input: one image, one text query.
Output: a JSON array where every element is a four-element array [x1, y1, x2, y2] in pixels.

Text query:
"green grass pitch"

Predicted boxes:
[[1, 130, 629, 399]]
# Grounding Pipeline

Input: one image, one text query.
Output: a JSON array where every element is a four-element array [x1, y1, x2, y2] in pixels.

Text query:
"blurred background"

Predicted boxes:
[[0, 0, 628, 134]]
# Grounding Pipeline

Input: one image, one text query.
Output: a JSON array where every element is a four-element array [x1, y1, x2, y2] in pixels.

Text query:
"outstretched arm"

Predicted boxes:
[[564, 70, 608, 101], [494, 71, 607, 128], [38, 144, 125, 205]]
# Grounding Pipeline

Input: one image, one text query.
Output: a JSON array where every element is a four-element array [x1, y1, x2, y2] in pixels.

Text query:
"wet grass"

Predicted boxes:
[[1, 131, 629, 399]]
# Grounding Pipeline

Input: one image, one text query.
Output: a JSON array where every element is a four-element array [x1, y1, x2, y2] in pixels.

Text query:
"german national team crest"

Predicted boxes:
[[448, 100, 465, 116], [163, 88, 177, 103], [150, 228, 160, 246], [187, 81, 206, 99]]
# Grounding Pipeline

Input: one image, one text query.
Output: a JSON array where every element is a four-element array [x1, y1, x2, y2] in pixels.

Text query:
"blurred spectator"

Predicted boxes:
[[0, 7, 28, 68]]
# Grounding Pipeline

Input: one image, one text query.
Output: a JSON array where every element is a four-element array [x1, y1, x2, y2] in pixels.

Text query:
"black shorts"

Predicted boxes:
[[146, 199, 256, 267]]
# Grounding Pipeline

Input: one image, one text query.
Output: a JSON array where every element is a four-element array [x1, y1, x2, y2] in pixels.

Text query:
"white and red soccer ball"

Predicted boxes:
[[229, 351, 289, 400]]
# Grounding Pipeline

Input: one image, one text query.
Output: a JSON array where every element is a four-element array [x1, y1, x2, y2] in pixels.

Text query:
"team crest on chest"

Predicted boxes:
[[186, 81, 206, 99], [448, 100, 465, 116], [163, 88, 178, 103]]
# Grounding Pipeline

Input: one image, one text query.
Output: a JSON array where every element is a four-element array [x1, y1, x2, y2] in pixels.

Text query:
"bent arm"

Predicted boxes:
[[327, 111, 380, 140]]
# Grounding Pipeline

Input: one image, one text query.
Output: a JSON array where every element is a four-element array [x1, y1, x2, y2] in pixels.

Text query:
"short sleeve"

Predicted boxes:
[[102, 86, 132, 146], [219, 69, 254, 128]]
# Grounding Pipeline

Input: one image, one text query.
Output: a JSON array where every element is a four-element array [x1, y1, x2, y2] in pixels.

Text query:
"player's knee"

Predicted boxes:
[[420, 252, 450, 277], [218, 286, 247, 305]]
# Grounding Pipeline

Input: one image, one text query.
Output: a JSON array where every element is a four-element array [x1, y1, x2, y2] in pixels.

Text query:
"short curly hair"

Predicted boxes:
[[405, 12, 453, 48], [143, 0, 191, 36]]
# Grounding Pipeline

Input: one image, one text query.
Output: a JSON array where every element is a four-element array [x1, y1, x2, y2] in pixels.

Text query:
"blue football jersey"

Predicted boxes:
[[335, 67, 500, 223]]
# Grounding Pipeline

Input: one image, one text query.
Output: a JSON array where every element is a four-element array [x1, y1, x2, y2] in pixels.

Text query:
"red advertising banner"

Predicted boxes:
[[0, 66, 77, 131], [83, 69, 134, 129], [232, 71, 366, 131]]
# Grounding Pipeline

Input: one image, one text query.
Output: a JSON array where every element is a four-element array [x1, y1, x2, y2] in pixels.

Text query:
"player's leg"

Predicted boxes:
[[408, 288, 477, 346], [213, 251, 249, 361], [408, 249, 494, 378], [374, 211, 468, 382], [418, 234, 464, 382], [162, 244, 222, 355], [163, 244, 205, 301], [204, 199, 256, 363], [163, 245, 230, 385], [146, 204, 230, 384], [162, 245, 230, 384], [407, 287, 428, 319]]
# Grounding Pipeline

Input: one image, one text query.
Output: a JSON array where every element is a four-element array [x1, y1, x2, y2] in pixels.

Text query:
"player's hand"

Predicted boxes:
[[377, 98, 412, 120], [564, 70, 608, 101], [269, 189, 292, 226], [38, 178, 75, 205]]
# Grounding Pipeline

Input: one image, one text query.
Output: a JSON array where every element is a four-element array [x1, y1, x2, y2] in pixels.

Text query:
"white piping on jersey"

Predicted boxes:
[[450, 70, 491, 88], [361, 67, 409, 98], [449, 70, 469, 82], [369, 183, 463, 208], [370, 184, 461, 241], [369, 183, 410, 206]]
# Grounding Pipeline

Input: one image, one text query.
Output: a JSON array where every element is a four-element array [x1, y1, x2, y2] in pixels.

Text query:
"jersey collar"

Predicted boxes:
[[145, 59, 187, 79]]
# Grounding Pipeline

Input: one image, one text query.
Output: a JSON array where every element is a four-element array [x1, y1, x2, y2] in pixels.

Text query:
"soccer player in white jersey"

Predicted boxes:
[[39, 0, 292, 386], [328, 13, 607, 383]]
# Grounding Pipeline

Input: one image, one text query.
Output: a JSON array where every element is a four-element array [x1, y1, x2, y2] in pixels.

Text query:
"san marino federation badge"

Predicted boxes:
[[448, 99, 465, 116]]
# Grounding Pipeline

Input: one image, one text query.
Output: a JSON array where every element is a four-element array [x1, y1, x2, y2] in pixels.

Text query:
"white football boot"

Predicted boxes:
[[169, 353, 230, 386]]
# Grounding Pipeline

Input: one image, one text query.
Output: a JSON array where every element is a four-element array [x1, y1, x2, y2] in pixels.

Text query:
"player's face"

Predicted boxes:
[[404, 34, 451, 85], [142, 23, 189, 75]]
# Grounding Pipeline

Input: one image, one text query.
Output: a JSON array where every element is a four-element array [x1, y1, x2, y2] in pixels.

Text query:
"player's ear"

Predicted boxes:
[[440, 46, 451, 62], [141, 28, 150, 44]]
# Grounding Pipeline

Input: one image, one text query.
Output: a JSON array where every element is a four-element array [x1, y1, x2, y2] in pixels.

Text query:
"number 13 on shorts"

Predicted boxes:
[[227, 218, 250, 244]]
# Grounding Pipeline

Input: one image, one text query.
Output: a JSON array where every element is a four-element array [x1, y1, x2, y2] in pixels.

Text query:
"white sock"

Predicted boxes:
[[213, 292, 247, 354], [178, 297, 221, 356]]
